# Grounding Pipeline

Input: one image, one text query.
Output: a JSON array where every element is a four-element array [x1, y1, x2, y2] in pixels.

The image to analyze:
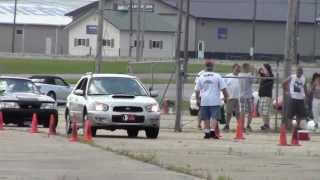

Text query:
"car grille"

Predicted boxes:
[[112, 115, 144, 123], [18, 102, 41, 109], [113, 106, 143, 112]]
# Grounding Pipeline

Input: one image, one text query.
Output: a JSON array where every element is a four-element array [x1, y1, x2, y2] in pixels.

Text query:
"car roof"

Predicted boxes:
[[0, 76, 32, 81], [83, 74, 137, 79]]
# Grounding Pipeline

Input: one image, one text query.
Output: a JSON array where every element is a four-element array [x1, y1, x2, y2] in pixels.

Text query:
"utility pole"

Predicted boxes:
[[183, 0, 190, 81], [11, 0, 18, 53], [283, 0, 298, 124], [129, 0, 133, 57], [293, 0, 300, 64], [312, 0, 318, 61], [251, 0, 257, 61], [95, 0, 104, 73], [140, 4, 145, 59], [136, 0, 142, 61], [175, 0, 183, 132]]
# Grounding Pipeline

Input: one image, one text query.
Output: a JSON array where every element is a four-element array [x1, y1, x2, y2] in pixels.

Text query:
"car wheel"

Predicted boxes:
[[145, 127, 159, 139], [65, 112, 72, 135], [127, 128, 139, 138], [47, 92, 56, 101], [189, 108, 199, 116]]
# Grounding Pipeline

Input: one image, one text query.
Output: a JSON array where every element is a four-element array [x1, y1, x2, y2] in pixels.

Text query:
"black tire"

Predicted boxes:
[[17, 122, 25, 127], [189, 108, 199, 116], [65, 112, 72, 135], [47, 92, 56, 101], [145, 127, 159, 139], [127, 128, 139, 138]]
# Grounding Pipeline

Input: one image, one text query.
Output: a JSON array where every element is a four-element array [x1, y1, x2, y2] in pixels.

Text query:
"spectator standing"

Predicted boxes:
[[258, 64, 274, 131], [310, 73, 320, 129], [282, 66, 308, 129], [239, 63, 254, 131], [223, 64, 241, 131], [195, 60, 229, 139]]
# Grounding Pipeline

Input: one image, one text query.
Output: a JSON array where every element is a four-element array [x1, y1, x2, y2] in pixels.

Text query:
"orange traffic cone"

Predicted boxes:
[[83, 119, 93, 142], [30, 113, 38, 133], [234, 117, 245, 140], [0, 111, 4, 130], [69, 119, 78, 142], [278, 124, 288, 146], [291, 127, 301, 146], [48, 114, 57, 136]]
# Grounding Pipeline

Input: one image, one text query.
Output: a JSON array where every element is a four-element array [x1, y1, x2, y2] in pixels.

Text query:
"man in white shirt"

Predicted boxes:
[[223, 64, 241, 131], [195, 60, 229, 139], [282, 66, 307, 129]]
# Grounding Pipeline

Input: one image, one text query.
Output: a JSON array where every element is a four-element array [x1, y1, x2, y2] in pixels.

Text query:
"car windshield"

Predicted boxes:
[[0, 78, 39, 94], [88, 77, 148, 96]]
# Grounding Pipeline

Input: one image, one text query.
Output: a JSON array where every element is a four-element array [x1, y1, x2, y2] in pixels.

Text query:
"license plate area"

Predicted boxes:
[[112, 114, 144, 123]]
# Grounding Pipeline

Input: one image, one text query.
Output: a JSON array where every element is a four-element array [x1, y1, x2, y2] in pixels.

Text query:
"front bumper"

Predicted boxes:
[[2, 108, 58, 125], [87, 110, 160, 130]]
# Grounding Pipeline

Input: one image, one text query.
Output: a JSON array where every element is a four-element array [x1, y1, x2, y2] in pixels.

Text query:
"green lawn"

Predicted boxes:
[[0, 58, 128, 74], [0, 58, 232, 75], [130, 62, 231, 74]]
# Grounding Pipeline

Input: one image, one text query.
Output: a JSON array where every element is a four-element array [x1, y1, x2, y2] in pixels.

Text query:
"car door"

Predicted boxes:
[[70, 78, 88, 122], [54, 77, 72, 101]]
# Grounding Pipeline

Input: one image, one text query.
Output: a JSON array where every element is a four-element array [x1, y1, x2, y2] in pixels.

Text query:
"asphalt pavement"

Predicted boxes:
[[0, 128, 200, 180]]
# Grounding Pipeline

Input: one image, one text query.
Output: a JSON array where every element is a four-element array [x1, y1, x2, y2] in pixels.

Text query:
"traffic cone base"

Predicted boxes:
[[30, 113, 39, 133], [83, 119, 93, 142], [278, 124, 288, 146], [291, 128, 301, 146]]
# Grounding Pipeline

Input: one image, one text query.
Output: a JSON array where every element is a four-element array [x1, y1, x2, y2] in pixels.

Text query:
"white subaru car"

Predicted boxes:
[[65, 73, 160, 138]]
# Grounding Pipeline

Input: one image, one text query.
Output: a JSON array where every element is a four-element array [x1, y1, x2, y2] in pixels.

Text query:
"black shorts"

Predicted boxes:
[[288, 99, 306, 120]]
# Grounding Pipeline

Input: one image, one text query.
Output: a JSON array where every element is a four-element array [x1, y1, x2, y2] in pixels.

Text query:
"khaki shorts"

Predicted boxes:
[[226, 99, 240, 116]]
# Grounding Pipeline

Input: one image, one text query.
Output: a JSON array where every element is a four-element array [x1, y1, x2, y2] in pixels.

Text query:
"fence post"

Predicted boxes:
[[151, 62, 154, 90], [275, 59, 280, 131]]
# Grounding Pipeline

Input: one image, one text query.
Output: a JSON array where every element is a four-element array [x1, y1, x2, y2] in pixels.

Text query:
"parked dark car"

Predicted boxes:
[[0, 77, 58, 127]]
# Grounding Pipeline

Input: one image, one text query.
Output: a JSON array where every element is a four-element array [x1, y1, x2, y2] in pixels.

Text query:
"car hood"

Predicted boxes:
[[87, 95, 158, 106], [0, 92, 55, 102]]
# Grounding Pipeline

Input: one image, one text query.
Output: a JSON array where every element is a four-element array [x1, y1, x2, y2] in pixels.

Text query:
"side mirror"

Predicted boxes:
[[74, 89, 84, 96], [150, 90, 159, 98]]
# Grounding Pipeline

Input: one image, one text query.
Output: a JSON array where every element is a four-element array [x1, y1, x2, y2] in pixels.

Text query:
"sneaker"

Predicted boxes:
[[223, 125, 230, 132], [246, 125, 252, 132], [204, 133, 211, 139], [210, 131, 219, 139]]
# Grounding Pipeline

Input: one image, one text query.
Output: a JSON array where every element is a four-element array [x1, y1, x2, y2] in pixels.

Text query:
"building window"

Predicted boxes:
[[217, 27, 228, 40], [86, 25, 97, 34], [149, 40, 163, 49], [16, 29, 23, 35], [103, 39, 115, 48], [74, 38, 89, 47]]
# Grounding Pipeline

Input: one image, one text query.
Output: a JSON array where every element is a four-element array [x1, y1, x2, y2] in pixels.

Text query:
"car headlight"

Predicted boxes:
[[0, 102, 19, 109], [146, 104, 159, 112], [40, 103, 57, 109], [95, 103, 109, 111]]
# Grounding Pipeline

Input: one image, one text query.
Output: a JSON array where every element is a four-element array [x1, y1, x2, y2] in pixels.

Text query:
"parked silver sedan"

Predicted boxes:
[[30, 76, 73, 104]]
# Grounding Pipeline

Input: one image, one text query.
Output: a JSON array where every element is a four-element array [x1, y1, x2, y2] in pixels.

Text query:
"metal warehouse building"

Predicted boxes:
[[0, 0, 95, 55], [68, 0, 320, 60]]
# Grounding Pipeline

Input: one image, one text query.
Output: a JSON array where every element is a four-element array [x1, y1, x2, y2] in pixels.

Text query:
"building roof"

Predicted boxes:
[[65, 10, 176, 33], [162, 0, 317, 23], [0, 0, 96, 26], [103, 11, 176, 32]]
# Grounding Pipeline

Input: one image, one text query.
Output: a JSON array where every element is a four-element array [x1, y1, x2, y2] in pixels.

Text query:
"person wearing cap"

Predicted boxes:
[[282, 66, 308, 129], [195, 60, 229, 139]]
